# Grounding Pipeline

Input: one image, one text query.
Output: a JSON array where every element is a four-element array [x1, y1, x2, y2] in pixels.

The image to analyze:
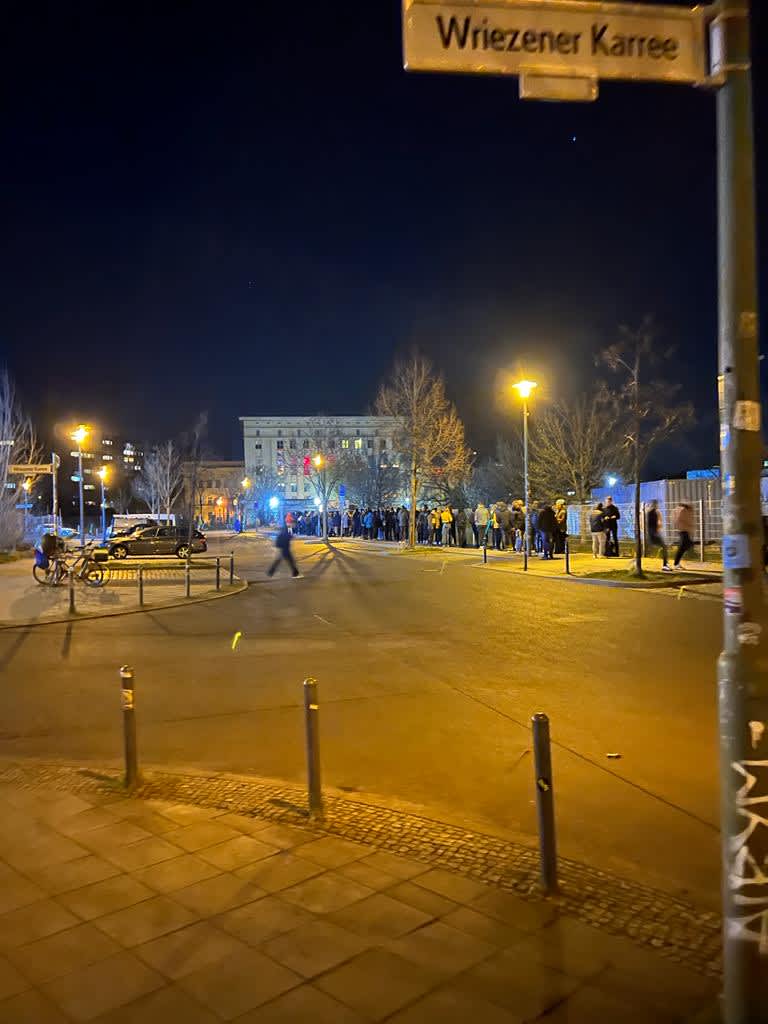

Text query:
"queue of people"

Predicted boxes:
[[287, 500, 571, 558]]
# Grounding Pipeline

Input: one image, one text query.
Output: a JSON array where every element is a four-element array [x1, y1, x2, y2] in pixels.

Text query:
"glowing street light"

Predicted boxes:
[[268, 496, 279, 510], [313, 454, 324, 468], [241, 477, 251, 490], [512, 380, 538, 570], [512, 379, 538, 401], [70, 424, 90, 547], [606, 475, 618, 488]]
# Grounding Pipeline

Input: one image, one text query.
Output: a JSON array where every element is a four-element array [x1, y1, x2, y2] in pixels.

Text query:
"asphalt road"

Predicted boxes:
[[0, 532, 744, 910]]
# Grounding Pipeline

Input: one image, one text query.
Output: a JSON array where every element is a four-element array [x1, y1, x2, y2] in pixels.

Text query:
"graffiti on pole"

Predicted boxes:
[[728, 740, 768, 953]]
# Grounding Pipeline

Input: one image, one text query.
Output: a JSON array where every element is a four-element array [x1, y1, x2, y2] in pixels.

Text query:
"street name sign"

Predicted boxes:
[[9, 463, 54, 475], [403, 0, 708, 96]]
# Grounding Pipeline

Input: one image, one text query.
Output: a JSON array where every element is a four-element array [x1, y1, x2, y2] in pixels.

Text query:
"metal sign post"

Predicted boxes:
[[402, 2, 763, 1017], [713, 2, 767, 1020]]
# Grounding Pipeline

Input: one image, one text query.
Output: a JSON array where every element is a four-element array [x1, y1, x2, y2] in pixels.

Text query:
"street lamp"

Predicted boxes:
[[312, 455, 328, 539], [512, 380, 538, 570], [240, 477, 251, 530], [22, 479, 31, 539], [70, 424, 89, 547], [97, 466, 109, 541]]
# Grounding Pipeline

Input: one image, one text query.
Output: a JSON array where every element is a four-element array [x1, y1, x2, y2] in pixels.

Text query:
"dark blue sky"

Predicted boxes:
[[2, 1, 765, 470]]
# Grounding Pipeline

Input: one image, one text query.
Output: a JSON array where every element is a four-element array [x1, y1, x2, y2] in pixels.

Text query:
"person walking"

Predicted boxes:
[[440, 506, 453, 547], [673, 502, 695, 568], [491, 505, 504, 550], [267, 522, 302, 578], [590, 501, 606, 558], [647, 500, 672, 572]]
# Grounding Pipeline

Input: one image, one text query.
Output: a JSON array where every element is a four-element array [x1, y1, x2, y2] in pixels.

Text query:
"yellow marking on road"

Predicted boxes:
[[231, 631, 242, 651]]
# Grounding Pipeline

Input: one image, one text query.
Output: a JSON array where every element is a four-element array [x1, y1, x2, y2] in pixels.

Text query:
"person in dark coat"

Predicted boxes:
[[536, 504, 557, 559], [602, 497, 621, 557], [267, 524, 302, 578]]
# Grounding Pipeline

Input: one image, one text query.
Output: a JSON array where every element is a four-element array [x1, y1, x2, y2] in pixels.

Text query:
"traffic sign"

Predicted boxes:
[[403, 0, 708, 93], [9, 463, 54, 475], [15, 503, 33, 510]]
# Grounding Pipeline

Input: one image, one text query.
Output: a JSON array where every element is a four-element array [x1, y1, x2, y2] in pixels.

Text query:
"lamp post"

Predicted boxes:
[[313, 454, 328, 540], [241, 477, 250, 531], [22, 479, 31, 539], [71, 425, 88, 548], [97, 466, 108, 541], [512, 381, 537, 570]]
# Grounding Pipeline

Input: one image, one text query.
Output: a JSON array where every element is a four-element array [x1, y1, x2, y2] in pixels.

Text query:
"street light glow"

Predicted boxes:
[[268, 496, 279, 510], [241, 477, 250, 489], [512, 379, 538, 400], [97, 466, 109, 481], [71, 424, 89, 445], [22, 479, 31, 492], [607, 475, 618, 487], [313, 454, 324, 468]]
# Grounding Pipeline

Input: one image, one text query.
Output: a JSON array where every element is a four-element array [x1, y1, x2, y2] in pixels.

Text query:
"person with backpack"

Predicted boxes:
[[647, 500, 672, 572], [267, 522, 302, 578], [673, 503, 695, 568]]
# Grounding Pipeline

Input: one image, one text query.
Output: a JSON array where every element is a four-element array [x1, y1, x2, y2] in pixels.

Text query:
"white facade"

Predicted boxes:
[[240, 415, 397, 504]]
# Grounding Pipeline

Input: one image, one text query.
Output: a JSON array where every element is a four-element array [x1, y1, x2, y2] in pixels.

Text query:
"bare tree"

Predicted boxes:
[[376, 355, 471, 548], [301, 418, 351, 540], [242, 467, 282, 524], [601, 316, 694, 576], [344, 454, 402, 510], [0, 370, 41, 549], [528, 391, 627, 503]]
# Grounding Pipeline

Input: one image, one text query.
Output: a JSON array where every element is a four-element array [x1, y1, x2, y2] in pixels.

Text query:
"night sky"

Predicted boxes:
[[2, 1, 766, 472]]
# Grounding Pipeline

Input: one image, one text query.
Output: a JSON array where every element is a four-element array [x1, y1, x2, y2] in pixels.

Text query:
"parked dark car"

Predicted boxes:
[[108, 527, 206, 560]]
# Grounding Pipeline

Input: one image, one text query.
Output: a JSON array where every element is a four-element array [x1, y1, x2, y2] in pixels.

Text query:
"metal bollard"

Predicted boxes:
[[483, 543, 487, 564], [564, 539, 571, 575], [137, 567, 144, 607], [532, 712, 558, 894], [303, 677, 323, 816], [216, 557, 221, 591], [68, 569, 76, 614], [120, 666, 139, 788], [184, 560, 191, 598], [229, 552, 235, 586], [524, 543, 529, 572]]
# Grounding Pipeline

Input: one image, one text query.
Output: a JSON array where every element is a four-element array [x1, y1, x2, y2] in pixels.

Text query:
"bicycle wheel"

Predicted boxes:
[[33, 563, 56, 585], [82, 562, 105, 588]]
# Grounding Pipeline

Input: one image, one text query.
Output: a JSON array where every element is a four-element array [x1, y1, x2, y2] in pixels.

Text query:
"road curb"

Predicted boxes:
[[0, 759, 722, 980], [0, 578, 248, 631], [470, 564, 720, 589]]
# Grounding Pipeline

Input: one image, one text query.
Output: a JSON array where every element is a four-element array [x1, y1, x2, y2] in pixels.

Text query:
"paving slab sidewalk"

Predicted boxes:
[[0, 558, 245, 628], [0, 776, 720, 1022]]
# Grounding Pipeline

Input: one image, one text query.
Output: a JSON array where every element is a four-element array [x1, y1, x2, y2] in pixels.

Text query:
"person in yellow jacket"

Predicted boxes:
[[430, 508, 441, 545], [440, 507, 453, 547]]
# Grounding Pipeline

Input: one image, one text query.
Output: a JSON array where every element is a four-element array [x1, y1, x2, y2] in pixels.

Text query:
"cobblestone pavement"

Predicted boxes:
[[0, 762, 722, 987]]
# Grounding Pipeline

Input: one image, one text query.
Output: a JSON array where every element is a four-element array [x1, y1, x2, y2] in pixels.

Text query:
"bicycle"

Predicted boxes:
[[33, 543, 110, 588]]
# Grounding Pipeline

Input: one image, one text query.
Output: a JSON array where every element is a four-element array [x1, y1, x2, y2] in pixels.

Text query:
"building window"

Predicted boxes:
[[102, 439, 113, 446], [354, 438, 363, 450], [289, 440, 296, 450], [382, 439, 389, 449], [276, 440, 284, 449], [277, 430, 282, 437], [341, 439, 350, 449], [291, 483, 297, 493], [255, 430, 260, 437], [303, 440, 310, 449], [367, 439, 374, 449], [254, 443, 262, 450], [102, 454, 113, 461]]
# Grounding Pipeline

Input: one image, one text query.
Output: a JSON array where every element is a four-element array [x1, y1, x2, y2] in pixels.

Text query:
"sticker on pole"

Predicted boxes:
[[723, 534, 750, 570], [733, 400, 761, 432], [724, 587, 743, 615], [121, 689, 134, 710]]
